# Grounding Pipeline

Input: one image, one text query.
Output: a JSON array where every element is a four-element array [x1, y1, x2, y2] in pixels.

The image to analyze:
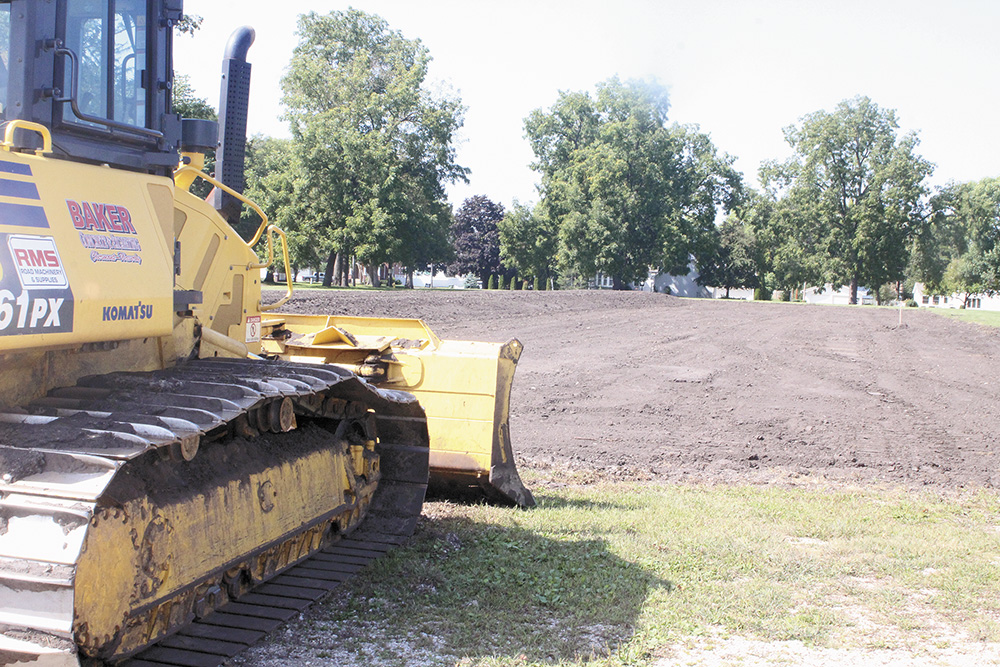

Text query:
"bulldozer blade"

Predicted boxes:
[[264, 314, 535, 508], [417, 338, 534, 508]]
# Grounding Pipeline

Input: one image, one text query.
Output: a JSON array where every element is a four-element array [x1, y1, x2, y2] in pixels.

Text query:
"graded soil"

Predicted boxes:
[[273, 288, 1000, 491]]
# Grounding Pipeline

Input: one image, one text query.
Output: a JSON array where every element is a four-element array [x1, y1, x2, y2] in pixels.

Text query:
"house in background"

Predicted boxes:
[[591, 262, 751, 298], [913, 283, 1000, 311], [641, 266, 712, 297], [802, 284, 874, 305]]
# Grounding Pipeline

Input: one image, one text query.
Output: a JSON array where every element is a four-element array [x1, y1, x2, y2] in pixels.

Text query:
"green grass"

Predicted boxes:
[[929, 308, 1000, 329], [300, 474, 1000, 666]]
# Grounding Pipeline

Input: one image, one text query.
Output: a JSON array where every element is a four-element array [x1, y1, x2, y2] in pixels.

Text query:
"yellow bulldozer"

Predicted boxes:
[[0, 2, 531, 664]]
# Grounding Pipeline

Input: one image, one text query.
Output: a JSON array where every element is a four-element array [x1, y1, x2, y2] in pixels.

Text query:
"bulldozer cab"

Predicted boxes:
[[0, 0, 182, 175]]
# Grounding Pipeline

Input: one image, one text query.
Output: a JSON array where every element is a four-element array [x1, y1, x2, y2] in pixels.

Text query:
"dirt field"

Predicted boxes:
[[276, 288, 1000, 491]]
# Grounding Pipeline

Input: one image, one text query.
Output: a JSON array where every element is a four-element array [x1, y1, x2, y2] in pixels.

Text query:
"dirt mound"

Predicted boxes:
[[270, 288, 1000, 490]]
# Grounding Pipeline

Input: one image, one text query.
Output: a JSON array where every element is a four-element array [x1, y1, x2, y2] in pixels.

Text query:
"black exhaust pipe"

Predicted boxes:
[[210, 26, 255, 224]]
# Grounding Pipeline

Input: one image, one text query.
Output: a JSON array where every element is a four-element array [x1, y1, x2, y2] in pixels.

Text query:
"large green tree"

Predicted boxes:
[[499, 201, 558, 288], [774, 96, 932, 303], [753, 171, 826, 298], [524, 78, 741, 289], [696, 214, 759, 297], [912, 177, 1000, 303], [239, 136, 318, 280], [281, 9, 467, 287]]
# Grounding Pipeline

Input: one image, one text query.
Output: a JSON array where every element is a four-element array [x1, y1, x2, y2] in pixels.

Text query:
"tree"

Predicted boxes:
[[775, 96, 933, 303], [912, 177, 1000, 303], [524, 78, 742, 289], [239, 136, 317, 282], [281, 9, 467, 287], [498, 201, 558, 287], [750, 174, 824, 299], [172, 74, 216, 121], [448, 196, 505, 288], [697, 214, 759, 297]]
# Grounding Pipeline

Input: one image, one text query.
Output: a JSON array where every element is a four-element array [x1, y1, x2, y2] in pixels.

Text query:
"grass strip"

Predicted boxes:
[[280, 475, 1000, 666], [930, 308, 1000, 329]]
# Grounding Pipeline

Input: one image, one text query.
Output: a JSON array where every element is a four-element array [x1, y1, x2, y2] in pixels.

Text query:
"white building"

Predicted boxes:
[[639, 260, 752, 299], [802, 283, 875, 305], [641, 267, 712, 297], [913, 283, 1000, 311], [390, 269, 468, 289]]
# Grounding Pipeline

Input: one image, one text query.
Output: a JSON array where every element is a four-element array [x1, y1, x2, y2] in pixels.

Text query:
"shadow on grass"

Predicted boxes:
[[423, 489, 639, 513], [335, 514, 671, 663], [531, 494, 643, 512]]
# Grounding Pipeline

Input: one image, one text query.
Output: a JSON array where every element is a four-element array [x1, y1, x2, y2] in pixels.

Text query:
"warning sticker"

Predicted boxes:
[[245, 315, 261, 343]]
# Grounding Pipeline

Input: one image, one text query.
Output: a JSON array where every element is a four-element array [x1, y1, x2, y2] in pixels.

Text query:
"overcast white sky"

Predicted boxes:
[[175, 0, 1000, 210]]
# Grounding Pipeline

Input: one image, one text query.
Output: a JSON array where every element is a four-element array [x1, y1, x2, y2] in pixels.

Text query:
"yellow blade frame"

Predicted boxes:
[[261, 313, 534, 507]]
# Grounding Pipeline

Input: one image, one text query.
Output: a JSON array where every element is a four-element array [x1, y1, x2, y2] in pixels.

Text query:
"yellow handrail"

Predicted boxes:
[[258, 225, 293, 311], [173, 164, 294, 309], [1, 120, 53, 154], [173, 165, 270, 243]]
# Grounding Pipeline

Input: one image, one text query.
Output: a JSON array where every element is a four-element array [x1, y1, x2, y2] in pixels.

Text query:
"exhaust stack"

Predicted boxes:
[[210, 26, 255, 224]]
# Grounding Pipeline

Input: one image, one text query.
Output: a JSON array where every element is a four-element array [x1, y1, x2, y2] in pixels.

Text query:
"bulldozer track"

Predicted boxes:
[[0, 357, 429, 665], [121, 530, 406, 667]]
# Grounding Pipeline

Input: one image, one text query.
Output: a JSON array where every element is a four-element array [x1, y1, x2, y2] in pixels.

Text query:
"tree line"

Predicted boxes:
[[176, 9, 999, 301], [710, 97, 999, 305]]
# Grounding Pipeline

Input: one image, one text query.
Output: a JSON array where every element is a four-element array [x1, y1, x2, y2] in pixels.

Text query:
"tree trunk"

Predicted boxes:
[[323, 251, 336, 288], [725, 286, 731, 298], [368, 263, 381, 288], [405, 268, 414, 289], [849, 276, 859, 304], [612, 275, 625, 291], [331, 252, 342, 287]]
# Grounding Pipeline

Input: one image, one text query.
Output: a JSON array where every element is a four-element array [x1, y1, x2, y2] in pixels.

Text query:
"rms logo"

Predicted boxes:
[[13, 246, 60, 268], [7, 235, 69, 289]]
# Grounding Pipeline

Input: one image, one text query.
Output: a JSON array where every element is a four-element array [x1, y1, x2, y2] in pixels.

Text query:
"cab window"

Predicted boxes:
[[63, 0, 147, 128]]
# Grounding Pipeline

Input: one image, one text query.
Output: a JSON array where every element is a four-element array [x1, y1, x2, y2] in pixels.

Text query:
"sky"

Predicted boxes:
[[175, 0, 1000, 210]]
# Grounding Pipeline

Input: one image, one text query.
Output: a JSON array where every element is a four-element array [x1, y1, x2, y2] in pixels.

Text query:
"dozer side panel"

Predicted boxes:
[[173, 190, 264, 354], [0, 152, 174, 353]]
